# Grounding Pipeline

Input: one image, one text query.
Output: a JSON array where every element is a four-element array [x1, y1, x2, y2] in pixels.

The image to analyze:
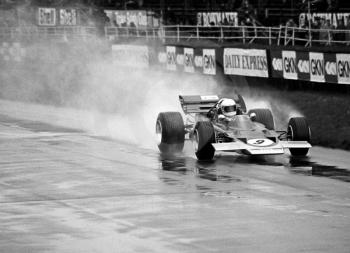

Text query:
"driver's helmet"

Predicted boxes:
[[219, 98, 237, 117]]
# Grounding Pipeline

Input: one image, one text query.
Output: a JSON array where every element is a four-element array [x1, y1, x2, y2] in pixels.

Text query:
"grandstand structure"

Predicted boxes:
[[98, 0, 350, 26], [0, 20, 349, 48], [1, 0, 350, 24], [0, 0, 349, 47], [1, 1, 350, 92]]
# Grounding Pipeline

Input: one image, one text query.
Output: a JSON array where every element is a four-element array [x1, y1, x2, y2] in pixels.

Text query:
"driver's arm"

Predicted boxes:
[[207, 108, 216, 119]]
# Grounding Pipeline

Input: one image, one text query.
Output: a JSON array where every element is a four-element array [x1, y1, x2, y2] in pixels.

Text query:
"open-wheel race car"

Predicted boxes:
[[155, 94, 311, 161]]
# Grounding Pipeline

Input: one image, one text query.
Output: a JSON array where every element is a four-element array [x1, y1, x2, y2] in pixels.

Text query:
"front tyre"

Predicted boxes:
[[156, 112, 185, 154], [287, 117, 311, 156], [193, 121, 215, 161]]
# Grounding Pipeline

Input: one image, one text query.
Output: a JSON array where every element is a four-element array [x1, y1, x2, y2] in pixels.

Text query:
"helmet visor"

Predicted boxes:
[[223, 105, 236, 113]]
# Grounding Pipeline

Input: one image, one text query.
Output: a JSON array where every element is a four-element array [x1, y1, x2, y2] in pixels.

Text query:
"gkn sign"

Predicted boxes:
[[309, 52, 325, 82], [282, 51, 297, 80], [336, 54, 350, 84], [203, 49, 216, 75]]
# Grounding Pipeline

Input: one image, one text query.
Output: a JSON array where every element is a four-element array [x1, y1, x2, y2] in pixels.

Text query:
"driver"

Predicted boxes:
[[218, 98, 237, 120]]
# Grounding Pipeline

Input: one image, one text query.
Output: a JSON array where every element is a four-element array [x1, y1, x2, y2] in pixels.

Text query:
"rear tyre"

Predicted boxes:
[[156, 112, 185, 154], [288, 117, 311, 156], [248, 108, 275, 130], [193, 121, 215, 161]]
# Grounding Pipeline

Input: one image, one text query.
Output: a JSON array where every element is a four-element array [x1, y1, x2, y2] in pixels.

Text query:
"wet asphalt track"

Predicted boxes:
[[1, 100, 350, 253]]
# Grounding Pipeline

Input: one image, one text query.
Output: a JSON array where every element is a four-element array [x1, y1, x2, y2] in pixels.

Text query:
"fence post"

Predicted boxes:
[[220, 26, 223, 42], [82, 26, 85, 41], [284, 26, 287, 45], [308, 25, 312, 47], [242, 26, 245, 44], [104, 26, 107, 41], [161, 26, 165, 43], [177, 25, 180, 42], [292, 27, 295, 46], [196, 25, 199, 40]]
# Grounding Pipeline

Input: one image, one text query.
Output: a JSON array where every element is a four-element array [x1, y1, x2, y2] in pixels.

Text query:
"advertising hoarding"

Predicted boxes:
[[203, 49, 216, 75], [166, 46, 176, 71], [38, 8, 56, 26], [184, 48, 195, 73], [224, 48, 268, 77], [112, 44, 149, 69]]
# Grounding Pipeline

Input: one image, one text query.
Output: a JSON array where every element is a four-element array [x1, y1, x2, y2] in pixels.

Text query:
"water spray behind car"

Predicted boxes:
[[0, 33, 304, 151]]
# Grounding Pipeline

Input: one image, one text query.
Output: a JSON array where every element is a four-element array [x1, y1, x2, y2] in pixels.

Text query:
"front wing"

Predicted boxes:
[[212, 141, 311, 155]]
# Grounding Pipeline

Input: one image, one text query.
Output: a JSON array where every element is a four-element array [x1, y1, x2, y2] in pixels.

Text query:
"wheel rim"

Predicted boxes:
[[192, 130, 199, 152], [308, 127, 311, 141], [155, 120, 162, 145], [287, 125, 294, 141]]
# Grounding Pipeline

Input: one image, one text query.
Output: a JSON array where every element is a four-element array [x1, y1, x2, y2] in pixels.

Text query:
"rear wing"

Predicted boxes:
[[179, 94, 244, 114]]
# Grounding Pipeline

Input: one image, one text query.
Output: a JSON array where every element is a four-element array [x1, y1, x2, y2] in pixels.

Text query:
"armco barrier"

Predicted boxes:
[[0, 42, 26, 62], [2, 38, 349, 85], [157, 46, 216, 75], [270, 49, 348, 84], [157, 45, 269, 78], [111, 44, 149, 69], [152, 44, 350, 85]]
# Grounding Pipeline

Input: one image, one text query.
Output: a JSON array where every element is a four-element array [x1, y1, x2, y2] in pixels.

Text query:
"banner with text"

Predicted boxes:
[[59, 9, 77, 26], [38, 8, 56, 26], [105, 10, 158, 27], [299, 13, 350, 28], [112, 44, 149, 69], [224, 48, 268, 78], [158, 46, 216, 75], [197, 12, 238, 26], [166, 46, 177, 71], [336, 54, 350, 84], [0, 42, 26, 62], [184, 47, 195, 73], [203, 49, 216, 75], [270, 49, 347, 84]]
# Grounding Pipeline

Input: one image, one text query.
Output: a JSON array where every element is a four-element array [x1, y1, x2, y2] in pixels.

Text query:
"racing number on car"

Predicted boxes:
[[247, 138, 274, 147], [253, 139, 265, 145]]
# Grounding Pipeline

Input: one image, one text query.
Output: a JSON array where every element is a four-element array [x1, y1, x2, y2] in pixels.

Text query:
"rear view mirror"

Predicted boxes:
[[218, 114, 225, 120], [250, 112, 256, 121]]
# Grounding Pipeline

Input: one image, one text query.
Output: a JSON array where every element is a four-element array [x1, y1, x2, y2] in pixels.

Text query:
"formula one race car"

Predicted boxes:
[[155, 94, 311, 161]]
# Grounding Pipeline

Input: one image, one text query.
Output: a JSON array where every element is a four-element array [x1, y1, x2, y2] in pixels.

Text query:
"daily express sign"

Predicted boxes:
[[223, 48, 268, 78]]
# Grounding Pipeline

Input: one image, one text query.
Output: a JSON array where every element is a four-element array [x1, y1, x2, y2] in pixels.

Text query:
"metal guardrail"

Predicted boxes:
[[0, 26, 99, 41], [105, 25, 281, 45], [105, 26, 160, 41], [1, 25, 350, 47], [281, 26, 350, 47], [106, 25, 350, 47]]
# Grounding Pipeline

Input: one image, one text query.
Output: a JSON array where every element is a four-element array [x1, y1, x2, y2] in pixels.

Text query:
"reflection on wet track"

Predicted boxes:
[[160, 155, 242, 184], [1, 102, 350, 253], [159, 151, 350, 184], [289, 156, 350, 182]]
